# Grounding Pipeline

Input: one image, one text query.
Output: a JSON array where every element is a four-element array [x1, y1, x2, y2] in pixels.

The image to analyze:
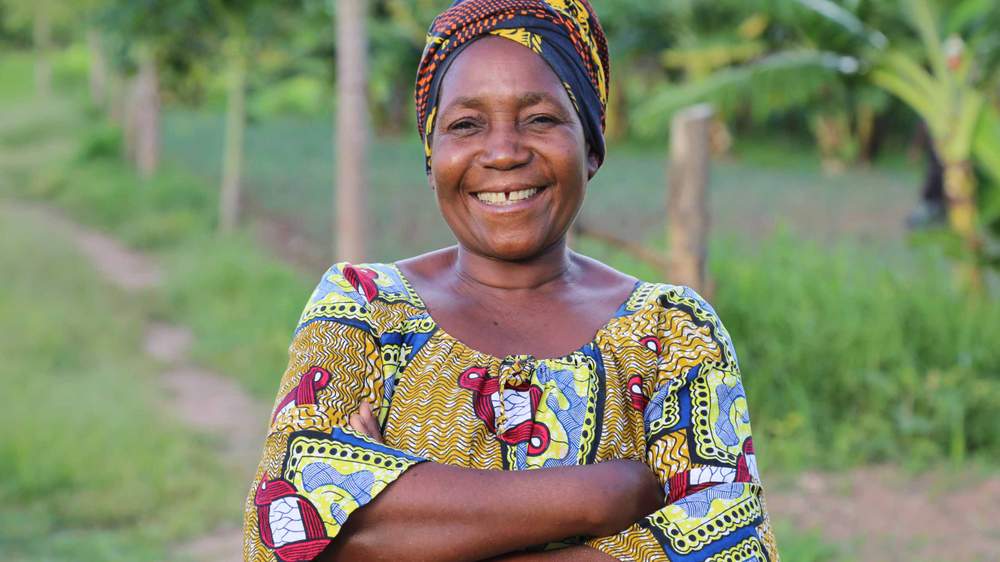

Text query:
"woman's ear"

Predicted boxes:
[[586, 148, 600, 180]]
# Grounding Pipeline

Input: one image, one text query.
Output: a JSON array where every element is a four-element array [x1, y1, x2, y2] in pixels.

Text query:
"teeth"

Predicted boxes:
[[475, 187, 540, 206]]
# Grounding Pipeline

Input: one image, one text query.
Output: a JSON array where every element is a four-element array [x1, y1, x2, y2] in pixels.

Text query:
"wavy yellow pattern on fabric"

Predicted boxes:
[[243, 262, 779, 561]]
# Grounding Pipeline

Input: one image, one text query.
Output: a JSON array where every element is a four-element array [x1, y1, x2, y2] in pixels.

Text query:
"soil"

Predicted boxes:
[[767, 466, 1000, 561]]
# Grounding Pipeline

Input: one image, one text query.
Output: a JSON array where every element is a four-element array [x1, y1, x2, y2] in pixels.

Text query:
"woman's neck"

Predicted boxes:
[[451, 241, 576, 293]]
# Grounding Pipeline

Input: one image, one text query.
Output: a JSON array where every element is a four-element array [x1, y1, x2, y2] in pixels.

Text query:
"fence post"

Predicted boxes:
[[667, 104, 713, 295]]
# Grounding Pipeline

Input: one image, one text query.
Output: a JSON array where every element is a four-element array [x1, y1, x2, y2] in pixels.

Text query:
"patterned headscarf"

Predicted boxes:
[[415, 0, 610, 172]]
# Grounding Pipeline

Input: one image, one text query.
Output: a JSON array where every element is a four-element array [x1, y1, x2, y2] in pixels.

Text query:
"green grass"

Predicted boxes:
[[0, 52, 36, 103], [6, 124, 311, 399], [0, 204, 234, 561]]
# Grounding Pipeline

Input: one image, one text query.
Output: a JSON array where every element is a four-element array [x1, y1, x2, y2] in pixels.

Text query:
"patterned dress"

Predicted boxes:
[[244, 262, 779, 561]]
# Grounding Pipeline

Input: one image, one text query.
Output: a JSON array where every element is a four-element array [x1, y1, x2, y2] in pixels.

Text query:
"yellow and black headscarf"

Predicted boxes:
[[415, 0, 610, 172]]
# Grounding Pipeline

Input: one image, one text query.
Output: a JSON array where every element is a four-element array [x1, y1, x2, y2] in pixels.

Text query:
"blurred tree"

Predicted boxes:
[[31, 0, 51, 97], [632, 0, 887, 171], [97, 0, 215, 178], [366, 0, 441, 133], [598, 1, 680, 141], [1, 0, 81, 97], [211, 0, 297, 234]]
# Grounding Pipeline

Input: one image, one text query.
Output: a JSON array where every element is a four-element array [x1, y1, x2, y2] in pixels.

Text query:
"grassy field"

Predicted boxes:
[[0, 203, 237, 561]]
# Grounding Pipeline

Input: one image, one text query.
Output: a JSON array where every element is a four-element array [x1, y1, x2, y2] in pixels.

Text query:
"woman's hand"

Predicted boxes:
[[582, 459, 664, 536], [349, 401, 383, 443]]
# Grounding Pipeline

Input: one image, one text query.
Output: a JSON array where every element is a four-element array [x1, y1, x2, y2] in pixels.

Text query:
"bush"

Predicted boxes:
[[711, 231, 1000, 469]]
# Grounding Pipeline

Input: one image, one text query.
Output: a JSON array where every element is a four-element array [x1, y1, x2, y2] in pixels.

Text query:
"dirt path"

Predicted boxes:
[[767, 466, 1000, 561], [16, 203, 266, 562]]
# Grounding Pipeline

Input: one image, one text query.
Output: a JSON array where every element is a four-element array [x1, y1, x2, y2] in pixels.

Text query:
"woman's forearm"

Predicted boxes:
[[485, 545, 617, 561], [319, 459, 658, 562]]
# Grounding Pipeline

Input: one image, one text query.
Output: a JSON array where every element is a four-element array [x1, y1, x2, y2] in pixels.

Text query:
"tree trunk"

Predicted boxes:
[[606, 69, 629, 141], [33, 0, 52, 99], [109, 67, 127, 127], [87, 29, 109, 110], [942, 159, 983, 290], [133, 49, 160, 179], [124, 76, 138, 162], [667, 104, 713, 295], [219, 42, 248, 233], [333, 0, 370, 262]]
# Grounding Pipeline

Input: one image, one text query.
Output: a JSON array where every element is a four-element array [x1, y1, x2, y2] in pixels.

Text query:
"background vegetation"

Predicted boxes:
[[2, 0, 998, 560]]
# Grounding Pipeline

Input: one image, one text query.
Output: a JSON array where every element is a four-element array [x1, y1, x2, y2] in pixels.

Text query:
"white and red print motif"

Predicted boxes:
[[254, 477, 331, 562], [273, 366, 332, 422], [459, 367, 551, 455]]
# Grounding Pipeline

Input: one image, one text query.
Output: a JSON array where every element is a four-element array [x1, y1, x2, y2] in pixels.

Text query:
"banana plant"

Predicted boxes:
[[635, 0, 1000, 285], [871, 0, 999, 285]]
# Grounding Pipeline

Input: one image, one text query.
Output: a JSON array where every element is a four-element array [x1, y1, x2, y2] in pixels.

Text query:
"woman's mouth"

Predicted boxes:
[[472, 186, 545, 207]]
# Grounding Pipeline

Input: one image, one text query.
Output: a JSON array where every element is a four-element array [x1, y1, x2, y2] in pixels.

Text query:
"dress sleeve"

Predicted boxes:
[[243, 263, 426, 562], [586, 286, 780, 561]]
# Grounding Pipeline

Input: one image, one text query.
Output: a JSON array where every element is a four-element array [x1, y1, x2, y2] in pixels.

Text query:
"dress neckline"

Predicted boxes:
[[387, 262, 647, 363]]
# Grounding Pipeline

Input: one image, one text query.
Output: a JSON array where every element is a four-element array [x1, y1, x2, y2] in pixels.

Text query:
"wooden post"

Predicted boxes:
[[33, 0, 52, 99], [333, 0, 370, 262], [87, 29, 109, 109], [219, 39, 248, 234], [667, 104, 713, 295], [133, 49, 160, 180]]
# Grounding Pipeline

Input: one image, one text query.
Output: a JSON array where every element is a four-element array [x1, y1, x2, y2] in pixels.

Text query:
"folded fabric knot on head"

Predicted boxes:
[[414, 0, 610, 172]]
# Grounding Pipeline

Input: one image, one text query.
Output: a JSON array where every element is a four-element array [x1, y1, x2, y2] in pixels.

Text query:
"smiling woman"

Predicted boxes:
[[243, 1, 778, 561]]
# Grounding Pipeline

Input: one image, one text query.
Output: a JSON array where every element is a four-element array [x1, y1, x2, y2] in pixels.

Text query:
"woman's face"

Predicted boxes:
[[429, 36, 599, 261]]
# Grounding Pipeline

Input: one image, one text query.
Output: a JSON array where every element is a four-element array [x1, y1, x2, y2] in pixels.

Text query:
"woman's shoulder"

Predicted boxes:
[[296, 261, 424, 335], [577, 251, 737, 361], [638, 281, 740, 371]]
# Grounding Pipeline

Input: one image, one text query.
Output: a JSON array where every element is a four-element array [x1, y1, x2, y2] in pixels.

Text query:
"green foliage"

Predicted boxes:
[[710, 231, 1000, 469], [635, 49, 858, 134], [250, 74, 331, 118], [576, 225, 1000, 471], [0, 204, 233, 561]]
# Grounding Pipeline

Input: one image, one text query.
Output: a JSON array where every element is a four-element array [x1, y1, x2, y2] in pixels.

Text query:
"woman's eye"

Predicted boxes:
[[527, 114, 559, 126], [449, 119, 479, 132]]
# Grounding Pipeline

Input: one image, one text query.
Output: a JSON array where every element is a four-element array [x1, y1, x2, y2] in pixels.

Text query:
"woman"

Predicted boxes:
[[244, 1, 778, 561]]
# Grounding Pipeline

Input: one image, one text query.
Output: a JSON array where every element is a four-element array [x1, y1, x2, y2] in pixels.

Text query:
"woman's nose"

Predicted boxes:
[[479, 124, 531, 170]]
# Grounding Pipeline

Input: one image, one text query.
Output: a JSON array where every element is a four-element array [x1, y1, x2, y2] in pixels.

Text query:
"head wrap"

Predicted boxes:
[[415, 0, 610, 172]]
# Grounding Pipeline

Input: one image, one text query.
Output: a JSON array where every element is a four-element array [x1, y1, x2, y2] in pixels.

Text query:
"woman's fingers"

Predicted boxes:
[[349, 412, 368, 436], [348, 401, 384, 443], [359, 401, 384, 443]]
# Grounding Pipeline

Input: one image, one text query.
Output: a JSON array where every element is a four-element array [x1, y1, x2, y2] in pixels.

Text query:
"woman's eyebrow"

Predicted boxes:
[[442, 91, 563, 113]]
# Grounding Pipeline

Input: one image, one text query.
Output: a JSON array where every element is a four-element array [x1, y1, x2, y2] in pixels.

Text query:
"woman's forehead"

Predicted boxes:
[[437, 37, 572, 112]]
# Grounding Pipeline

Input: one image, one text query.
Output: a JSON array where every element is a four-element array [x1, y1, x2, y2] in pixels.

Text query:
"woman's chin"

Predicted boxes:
[[473, 232, 563, 261]]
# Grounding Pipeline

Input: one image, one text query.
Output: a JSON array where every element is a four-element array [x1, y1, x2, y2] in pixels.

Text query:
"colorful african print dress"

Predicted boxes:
[[244, 262, 779, 561]]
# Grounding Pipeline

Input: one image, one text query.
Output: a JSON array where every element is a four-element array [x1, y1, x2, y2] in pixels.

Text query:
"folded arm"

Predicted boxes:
[[244, 265, 662, 562], [316, 403, 654, 561], [320, 459, 651, 561]]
